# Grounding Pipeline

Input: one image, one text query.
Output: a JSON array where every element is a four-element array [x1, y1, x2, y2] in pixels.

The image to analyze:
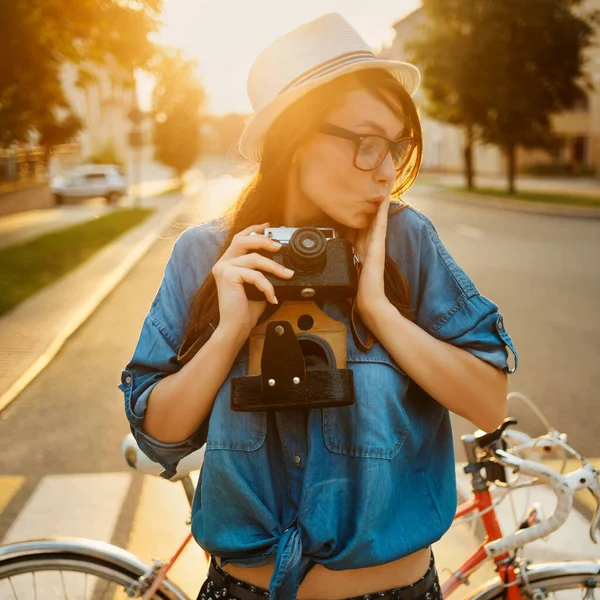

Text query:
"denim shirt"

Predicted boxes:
[[119, 205, 518, 600]]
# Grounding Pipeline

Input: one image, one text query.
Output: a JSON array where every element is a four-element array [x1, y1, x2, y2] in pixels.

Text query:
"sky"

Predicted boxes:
[[137, 0, 421, 115]]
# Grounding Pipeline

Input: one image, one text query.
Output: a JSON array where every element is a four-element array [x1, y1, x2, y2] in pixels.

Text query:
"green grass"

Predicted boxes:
[[445, 185, 600, 208], [0, 208, 154, 316]]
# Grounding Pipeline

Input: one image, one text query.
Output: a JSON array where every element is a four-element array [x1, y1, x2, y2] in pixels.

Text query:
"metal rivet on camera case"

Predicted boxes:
[[268, 379, 276, 387], [275, 325, 284, 335], [301, 287, 316, 298], [293, 377, 300, 384]]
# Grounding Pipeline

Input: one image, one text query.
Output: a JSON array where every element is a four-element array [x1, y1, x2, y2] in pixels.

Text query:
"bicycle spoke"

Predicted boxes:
[[0, 555, 170, 600], [59, 570, 69, 600], [8, 577, 18, 600]]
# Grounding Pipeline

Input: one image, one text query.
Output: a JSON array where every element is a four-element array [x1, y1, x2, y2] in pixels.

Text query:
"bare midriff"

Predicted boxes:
[[215, 545, 432, 600]]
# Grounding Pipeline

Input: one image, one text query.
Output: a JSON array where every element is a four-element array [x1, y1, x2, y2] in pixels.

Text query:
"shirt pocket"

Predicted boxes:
[[321, 344, 411, 460], [206, 355, 268, 452]]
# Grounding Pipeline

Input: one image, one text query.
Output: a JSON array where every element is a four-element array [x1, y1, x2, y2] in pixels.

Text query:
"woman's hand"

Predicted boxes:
[[346, 199, 393, 325], [212, 223, 294, 338]]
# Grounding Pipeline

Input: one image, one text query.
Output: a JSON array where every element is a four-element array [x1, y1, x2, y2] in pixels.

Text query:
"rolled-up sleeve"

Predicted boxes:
[[388, 206, 518, 374], [118, 222, 222, 479]]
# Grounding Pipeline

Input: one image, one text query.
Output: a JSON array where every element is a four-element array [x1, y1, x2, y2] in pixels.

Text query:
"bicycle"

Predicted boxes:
[[1, 401, 598, 599]]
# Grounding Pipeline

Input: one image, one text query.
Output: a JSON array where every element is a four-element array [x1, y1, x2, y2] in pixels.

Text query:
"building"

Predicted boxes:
[[53, 60, 139, 175], [381, 2, 600, 177]]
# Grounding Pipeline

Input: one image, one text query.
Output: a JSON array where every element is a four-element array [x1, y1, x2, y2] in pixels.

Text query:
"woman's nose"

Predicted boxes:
[[374, 150, 396, 184]]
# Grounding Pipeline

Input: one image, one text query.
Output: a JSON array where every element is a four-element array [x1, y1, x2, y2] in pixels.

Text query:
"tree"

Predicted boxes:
[[152, 50, 206, 180], [0, 0, 161, 147], [407, 5, 487, 190], [474, 1, 597, 194], [38, 112, 83, 169], [408, 0, 598, 194]]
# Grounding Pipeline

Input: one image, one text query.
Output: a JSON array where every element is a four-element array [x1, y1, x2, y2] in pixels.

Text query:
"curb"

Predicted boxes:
[[416, 185, 600, 219], [0, 193, 190, 413]]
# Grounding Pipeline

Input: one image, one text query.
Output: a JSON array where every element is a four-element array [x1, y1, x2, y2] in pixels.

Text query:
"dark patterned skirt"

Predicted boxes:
[[196, 550, 442, 600]]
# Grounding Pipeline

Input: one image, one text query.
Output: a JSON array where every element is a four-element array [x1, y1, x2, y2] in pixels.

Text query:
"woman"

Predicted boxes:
[[120, 13, 518, 600]]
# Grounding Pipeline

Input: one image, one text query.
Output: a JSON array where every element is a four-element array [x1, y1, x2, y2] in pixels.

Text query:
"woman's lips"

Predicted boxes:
[[364, 196, 385, 213]]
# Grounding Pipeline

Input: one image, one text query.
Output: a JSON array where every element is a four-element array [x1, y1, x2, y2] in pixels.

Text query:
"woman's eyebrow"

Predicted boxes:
[[355, 119, 405, 140]]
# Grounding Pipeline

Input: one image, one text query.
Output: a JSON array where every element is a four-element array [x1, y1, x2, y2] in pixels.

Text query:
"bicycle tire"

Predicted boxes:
[[470, 561, 600, 600], [0, 539, 190, 600]]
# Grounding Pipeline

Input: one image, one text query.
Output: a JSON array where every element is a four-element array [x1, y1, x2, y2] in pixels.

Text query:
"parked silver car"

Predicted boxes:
[[51, 164, 128, 205]]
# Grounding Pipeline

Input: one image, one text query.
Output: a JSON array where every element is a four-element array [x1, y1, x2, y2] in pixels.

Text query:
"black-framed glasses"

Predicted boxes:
[[318, 122, 416, 172]]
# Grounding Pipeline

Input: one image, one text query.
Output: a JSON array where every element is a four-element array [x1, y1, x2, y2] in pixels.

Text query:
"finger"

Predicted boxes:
[[370, 200, 390, 252], [231, 253, 295, 279], [375, 197, 390, 230], [235, 222, 270, 237], [359, 200, 388, 268], [233, 267, 278, 304], [227, 233, 284, 258]]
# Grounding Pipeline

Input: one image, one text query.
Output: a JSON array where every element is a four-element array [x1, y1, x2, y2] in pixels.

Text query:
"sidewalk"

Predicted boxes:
[[0, 180, 200, 413], [411, 182, 600, 219], [425, 173, 600, 198]]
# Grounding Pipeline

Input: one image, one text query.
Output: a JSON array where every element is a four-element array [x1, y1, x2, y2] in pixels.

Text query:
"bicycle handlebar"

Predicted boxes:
[[483, 436, 600, 556]]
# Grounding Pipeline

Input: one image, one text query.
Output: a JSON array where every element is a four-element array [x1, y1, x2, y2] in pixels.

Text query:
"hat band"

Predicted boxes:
[[278, 50, 377, 96]]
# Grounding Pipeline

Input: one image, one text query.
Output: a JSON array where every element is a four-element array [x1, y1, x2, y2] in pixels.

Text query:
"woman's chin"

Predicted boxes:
[[347, 212, 371, 230], [324, 210, 369, 231]]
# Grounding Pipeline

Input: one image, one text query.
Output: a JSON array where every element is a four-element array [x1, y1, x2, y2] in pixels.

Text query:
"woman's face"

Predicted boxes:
[[287, 86, 406, 230]]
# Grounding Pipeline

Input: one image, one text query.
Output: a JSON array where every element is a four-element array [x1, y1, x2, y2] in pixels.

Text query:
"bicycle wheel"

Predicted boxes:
[[472, 561, 600, 600], [0, 539, 189, 600]]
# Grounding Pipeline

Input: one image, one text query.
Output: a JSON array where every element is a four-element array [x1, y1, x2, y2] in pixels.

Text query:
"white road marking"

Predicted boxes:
[[127, 472, 207, 597], [0, 473, 132, 600], [2, 472, 131, 543]]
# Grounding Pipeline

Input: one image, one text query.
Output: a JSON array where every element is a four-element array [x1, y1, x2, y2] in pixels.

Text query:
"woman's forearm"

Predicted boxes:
[[363, 301, 508, 433], [141, 325, 249, 443]]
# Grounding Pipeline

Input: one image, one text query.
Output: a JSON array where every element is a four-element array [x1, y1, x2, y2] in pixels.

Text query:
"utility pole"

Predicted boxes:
[[128, 94, 144, 207]]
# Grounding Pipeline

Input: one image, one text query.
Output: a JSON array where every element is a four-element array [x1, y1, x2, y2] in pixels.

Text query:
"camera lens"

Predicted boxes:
[[288, 228, 327, 272]]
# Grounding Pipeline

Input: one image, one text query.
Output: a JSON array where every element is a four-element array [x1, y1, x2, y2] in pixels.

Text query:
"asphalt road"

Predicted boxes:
[[1, 177, 599, 545], [404, 184, 600, 460]]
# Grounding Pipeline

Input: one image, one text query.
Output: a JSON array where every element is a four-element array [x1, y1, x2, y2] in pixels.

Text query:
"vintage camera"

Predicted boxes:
[[245, 226, 358, 302]]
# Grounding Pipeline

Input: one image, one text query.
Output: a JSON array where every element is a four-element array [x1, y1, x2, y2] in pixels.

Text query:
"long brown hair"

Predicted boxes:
[[178, 69, 423, 364]]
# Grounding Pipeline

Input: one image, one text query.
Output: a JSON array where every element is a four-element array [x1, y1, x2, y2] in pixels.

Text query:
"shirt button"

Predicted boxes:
[[294, 453, 301, 466], [125, 376, 132, 384], [498, 320, 504, 330]]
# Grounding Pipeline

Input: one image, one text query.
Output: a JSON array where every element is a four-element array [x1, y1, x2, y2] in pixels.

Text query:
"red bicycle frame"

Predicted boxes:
[[442, 488, 522, 599]]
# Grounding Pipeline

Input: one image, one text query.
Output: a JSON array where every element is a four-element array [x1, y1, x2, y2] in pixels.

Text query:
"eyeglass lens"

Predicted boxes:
[[356, 136, 413, 171]]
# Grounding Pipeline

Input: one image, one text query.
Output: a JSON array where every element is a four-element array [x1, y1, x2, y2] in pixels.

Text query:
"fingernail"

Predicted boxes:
[[273, 296, 279, 304], [284, 268, 294, 276], [272, 240, 282, 247]]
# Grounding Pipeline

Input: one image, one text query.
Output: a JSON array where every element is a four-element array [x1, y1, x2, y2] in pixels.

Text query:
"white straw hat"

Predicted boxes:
[[238, 13, 421, 163]]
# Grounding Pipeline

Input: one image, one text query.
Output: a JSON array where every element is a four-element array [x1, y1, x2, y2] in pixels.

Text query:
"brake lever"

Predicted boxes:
[[587, 467, 600, 543]]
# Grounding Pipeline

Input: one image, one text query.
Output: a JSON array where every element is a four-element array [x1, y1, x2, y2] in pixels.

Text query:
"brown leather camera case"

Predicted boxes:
[[247, 301, 347, 376]]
